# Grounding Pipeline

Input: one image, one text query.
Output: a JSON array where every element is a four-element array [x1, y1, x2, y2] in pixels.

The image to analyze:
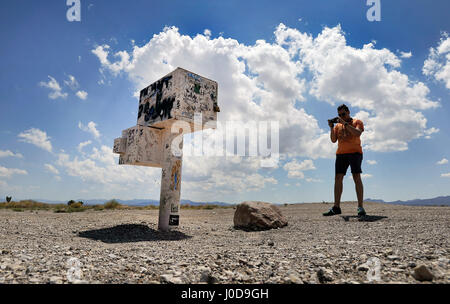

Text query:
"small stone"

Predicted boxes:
[[412, 265, 434, 282], [385, 248, 394, 256], [160, 274, 182, 284], [391, 268, 404, 273], [387, 255, 400, 261], [316, 268, 333, 283], [408, 262, 417, 268], [49, 276, 63, 284], [285, 273, 303, 284], [357, 264, 369, 271]]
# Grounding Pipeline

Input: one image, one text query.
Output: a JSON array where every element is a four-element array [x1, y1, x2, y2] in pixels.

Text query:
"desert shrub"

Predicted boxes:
[[104, 199, 121, 209], [69, 202, 83, 208], [67, 200, 76, 206], [0, 200, 49, 210], [54, 208, 67, 213]]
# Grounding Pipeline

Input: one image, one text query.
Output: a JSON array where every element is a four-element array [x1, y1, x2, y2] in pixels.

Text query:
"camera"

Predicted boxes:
[[328, 117, 339, 124]]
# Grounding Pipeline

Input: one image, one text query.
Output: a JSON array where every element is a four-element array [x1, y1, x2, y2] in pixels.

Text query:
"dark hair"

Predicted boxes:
[[337, 104, 349, 112]]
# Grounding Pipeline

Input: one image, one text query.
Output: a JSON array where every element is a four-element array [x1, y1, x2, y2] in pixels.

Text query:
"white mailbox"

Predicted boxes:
[[113, 67, 219, 231]]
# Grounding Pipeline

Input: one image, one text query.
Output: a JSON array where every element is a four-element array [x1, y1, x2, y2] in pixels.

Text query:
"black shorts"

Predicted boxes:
[[335, 153, 363, 175]]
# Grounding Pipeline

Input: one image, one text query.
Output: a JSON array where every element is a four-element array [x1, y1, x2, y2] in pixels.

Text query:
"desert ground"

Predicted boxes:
[[0, 202, 448, 284]]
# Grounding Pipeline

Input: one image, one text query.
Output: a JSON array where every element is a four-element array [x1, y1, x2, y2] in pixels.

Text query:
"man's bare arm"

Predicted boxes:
[[329, 123, 337, 143], [345, 123, 363, 137]]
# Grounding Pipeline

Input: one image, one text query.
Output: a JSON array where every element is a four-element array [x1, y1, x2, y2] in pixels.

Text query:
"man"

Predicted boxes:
[[323, 104, 366, 217]]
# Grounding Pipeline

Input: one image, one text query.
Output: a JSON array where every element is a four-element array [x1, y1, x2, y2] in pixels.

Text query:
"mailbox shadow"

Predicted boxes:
[[340, 215, 388, 222], [78, 224, 192, 243]]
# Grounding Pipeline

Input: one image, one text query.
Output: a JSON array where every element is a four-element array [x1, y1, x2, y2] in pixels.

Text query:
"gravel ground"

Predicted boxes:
[[0, 202, 448, 284]]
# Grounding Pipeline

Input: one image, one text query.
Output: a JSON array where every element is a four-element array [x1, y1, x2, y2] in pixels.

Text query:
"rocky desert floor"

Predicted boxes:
[[0, 202, 448, 284]]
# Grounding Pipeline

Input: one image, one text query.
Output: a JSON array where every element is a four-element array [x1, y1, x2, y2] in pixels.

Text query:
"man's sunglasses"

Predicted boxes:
[[338, 112, 347, 117]]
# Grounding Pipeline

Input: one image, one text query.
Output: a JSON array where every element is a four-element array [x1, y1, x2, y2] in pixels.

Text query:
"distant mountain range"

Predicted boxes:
[[15, 196, 450, 207], [32, 198, 234, 207], [365, 196, 450, 206]]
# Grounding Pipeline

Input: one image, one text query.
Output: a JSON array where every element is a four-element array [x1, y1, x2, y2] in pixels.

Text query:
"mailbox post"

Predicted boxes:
[[113, 67, 219, 231]]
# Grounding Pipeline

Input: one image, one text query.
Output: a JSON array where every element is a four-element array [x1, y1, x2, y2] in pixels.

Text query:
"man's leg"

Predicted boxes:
[[352, 173, 364, 208], [334, 174, 345, 207]]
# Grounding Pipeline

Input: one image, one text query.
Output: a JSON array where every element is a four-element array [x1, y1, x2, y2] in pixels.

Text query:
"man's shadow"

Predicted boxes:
[[340, 215, 388, 222], [77, 224, 192, 243]]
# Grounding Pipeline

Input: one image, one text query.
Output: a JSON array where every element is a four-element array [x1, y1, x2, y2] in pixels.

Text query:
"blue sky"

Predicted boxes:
[[0, 0, 449, 204]]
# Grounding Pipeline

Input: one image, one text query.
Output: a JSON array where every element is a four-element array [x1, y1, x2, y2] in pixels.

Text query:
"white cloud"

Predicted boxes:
[[91, 45, 130, 76], [441, 173, 450, 178], [275, 23, 439, 152], [367, 160, 377, 165], [0, 150, 23, 159], [423, 33, 450, 89], [44, 164, 59, 175], [91, 25, 333, 159], [39, 76, 68, 99], [437, 158, 448, 165], [0, 166, 28, 178], [305, 177, 322, 183], [347, 173, 372, 180], [89, 23, 442, 195], [76, 90, 88, 100], [283, 159, 315, 179], [78, 121, 100, 139], [399, 51, 412, 58], [18, 128, 52, 152], [64, 75, 79, 90], [55, 145, 159, 186], [78, 140, 92, 153]]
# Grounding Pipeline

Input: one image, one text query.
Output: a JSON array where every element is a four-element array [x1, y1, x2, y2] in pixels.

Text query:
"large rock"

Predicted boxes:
[[412, 265, 434, 281], [233, 201, 288, 230]]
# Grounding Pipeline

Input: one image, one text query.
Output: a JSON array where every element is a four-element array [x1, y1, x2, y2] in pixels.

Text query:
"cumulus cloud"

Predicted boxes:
[[367, 160, 377, 165], [44, 164, 59, 175], [89, 24, 442, 193], [76, 90, 88, 100], [0, 166, 28, 178], [275, 23, 439, 152], [283, 159, 316, 179], [39, 76, 68, 99], [91, 25, 334, 159], [92, 24, 439, 157], [55, 145, 160, 187], [305, 177, 322, 183], [91, 45, 130, 76], [437, 158, 448, 165], [78, 140, 92, 153], [423, 33, 450, 89], [64, 75, 79, 90], [0, 150, 23, 159], [18, 128, 52, 152], [399, 51, 412, 58], [78, 121, 100, 139]]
